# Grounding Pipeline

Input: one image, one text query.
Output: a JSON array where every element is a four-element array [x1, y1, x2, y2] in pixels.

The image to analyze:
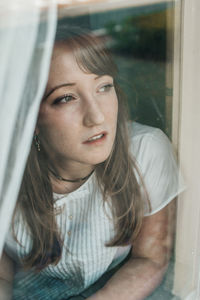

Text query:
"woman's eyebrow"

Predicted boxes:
[[43, 75, 109, 100], [43, 83, 75, 100], [94, 75, 110, 80]]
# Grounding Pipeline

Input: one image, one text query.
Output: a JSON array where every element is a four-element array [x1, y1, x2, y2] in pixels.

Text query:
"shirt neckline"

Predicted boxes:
[[53, 171, 95, 201]]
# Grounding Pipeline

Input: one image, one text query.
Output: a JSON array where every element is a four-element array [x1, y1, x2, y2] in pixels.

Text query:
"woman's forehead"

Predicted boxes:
[[52, 42, 73, 59], [48, 53, 81, 84], [49, 37, 116, 80], [50, 45, 79, 73]]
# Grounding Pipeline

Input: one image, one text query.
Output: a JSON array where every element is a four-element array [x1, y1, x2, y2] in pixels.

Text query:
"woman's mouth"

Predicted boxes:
[[88, 133, 104, 141], [83, 132, 107, 144]]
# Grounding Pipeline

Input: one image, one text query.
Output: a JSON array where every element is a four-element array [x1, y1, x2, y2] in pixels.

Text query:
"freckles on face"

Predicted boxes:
[[38, 103, 79, 153], [37, 45, 118, 167]]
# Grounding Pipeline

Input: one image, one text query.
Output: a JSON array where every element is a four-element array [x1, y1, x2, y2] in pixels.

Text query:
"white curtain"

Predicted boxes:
[[0, 1, 57, 255]]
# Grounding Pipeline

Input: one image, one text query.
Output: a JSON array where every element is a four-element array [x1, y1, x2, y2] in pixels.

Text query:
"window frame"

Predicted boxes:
[[57, 0, 173, 17], [172, 0, 200, 299]]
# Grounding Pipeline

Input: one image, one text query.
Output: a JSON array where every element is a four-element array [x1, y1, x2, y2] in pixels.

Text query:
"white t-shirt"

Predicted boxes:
[[5, 122, 185, 300]]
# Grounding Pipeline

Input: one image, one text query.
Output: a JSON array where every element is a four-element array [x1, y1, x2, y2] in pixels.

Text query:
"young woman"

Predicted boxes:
[[0, 26, 184, 300]]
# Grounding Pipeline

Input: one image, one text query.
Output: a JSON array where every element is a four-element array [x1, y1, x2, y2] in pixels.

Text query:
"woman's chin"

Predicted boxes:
[[88, 153, 111, 166]]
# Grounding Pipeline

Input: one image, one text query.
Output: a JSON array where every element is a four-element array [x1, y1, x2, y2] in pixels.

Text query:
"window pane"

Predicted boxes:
[[4, 1, 195, 300]]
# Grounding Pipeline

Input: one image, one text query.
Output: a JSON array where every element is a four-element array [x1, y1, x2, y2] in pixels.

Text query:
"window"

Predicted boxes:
[[1, 1, 200, 299]]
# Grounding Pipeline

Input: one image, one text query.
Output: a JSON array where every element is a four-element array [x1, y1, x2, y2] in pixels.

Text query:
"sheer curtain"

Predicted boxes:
[[0, 1, 57, 255]]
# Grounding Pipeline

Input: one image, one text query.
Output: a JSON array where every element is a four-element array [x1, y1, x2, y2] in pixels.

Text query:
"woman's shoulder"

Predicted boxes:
[[128, 121, 185, 216], [129, 121, 165, 140], [128, 121, 170, 161]]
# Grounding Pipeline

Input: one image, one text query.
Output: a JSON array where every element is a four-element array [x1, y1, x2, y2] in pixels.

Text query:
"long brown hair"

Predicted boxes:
[[15, 25, 148, 270]]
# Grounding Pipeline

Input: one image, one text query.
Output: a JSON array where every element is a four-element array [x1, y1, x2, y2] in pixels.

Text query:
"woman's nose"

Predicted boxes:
[[83, 99, 105, 127]]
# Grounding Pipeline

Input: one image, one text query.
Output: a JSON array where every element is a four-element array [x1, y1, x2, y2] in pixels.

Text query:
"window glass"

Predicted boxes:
[[56, 2, 182, 298], [3, 1, 195, 300]]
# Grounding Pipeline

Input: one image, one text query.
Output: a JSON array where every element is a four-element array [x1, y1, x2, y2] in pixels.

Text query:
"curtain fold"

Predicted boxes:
[[0, 1, 57, 255]]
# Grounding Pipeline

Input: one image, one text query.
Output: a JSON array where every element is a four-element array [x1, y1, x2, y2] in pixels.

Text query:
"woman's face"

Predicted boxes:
[[37, 43, 118, 170]]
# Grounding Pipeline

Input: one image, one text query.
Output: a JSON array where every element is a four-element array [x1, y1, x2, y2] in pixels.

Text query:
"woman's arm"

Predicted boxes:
[[0, 251, 15, 300], [87, 200, 176, 300]]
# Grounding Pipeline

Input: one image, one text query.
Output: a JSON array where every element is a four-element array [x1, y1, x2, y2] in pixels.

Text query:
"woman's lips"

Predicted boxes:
[[83, 131, 107, 144]]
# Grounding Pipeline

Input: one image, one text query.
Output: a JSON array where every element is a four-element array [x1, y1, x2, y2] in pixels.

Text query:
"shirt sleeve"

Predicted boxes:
[[130, 125, 186, 216]]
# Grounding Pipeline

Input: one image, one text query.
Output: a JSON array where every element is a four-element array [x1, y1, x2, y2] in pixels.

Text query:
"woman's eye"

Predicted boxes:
[[98, 83, 114, 93], [53, 94, 74, 104]]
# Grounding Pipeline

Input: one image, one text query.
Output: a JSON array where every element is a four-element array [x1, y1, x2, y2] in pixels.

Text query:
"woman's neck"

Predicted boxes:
[[49, 161, 95, 194], [51, 179, 85, 194]]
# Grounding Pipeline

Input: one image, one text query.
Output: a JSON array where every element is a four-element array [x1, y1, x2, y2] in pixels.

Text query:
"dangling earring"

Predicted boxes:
[[34, 134, 41, 152]]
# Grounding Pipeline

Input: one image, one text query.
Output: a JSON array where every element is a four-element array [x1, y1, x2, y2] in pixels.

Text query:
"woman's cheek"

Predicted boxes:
[[37, 105, 61, 127], [37, 105, 50, 126]]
